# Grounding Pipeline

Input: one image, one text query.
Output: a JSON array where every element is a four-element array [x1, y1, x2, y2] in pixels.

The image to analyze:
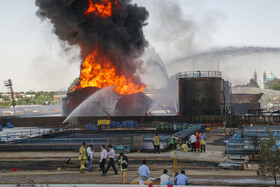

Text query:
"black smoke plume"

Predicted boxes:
[[35, 0, 149, 86]]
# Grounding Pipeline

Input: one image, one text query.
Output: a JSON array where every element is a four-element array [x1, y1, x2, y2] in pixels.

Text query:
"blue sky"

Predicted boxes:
[[0, 0, 280, 91]]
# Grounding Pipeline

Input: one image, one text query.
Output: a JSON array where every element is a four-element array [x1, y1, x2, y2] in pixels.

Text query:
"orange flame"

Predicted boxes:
[[71, 0, 144, 95], [84, 0, 120, 17], [73, 49, 145, 95]]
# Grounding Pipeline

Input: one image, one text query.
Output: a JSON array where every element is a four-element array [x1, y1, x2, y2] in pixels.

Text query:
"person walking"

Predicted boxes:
[[117, 152, 129, 184], [189, 133, 197, 152], [100, 145, 107, 176], [174, 170, 188, 185], [79, 142, 87, 173], [138, 159, 150, 184], [153, 134, 161, 154], [105, 145, 118, 175], [160, 169, 170, 185], [86, 145, 94, 172], [200, 132, 207, 152]]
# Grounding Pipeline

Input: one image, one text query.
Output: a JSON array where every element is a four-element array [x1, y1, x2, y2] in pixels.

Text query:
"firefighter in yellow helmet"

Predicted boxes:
[[79, 142, 87, 173]]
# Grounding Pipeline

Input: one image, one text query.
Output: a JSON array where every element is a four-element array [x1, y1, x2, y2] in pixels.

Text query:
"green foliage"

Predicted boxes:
[[0, 91, 66, 107], [257, 131, 280, 186], [267, 79, 280, 90], [67, 78, 80, 93], [16, 97, 35, 105], [1, 96, 10, 101], [0, 102, 11, 108], [17, 92, 56, 105], [247, 78, 259, 88]]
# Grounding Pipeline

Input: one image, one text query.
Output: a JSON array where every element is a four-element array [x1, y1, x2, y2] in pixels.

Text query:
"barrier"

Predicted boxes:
[[122, 121, 138, 128], [227, 126, 280, 155], [7, 122, 14, 128], [174, 124, 202, 139], [87, 123, 98, 131], [110, 121, 120, 128]]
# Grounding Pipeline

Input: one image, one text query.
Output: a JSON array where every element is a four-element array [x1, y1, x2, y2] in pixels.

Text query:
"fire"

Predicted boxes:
[[73, 49, 145, 95], [76, 0, 122, 17], [72, 0, 144, 95]]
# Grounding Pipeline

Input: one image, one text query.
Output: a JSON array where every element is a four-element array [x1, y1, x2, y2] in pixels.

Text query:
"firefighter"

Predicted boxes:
[[181, 143, 189, 152], [117, 152, 129, 184], [79, 142, 87, 173]]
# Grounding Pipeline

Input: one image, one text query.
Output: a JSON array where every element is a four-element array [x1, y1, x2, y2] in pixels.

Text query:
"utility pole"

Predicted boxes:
[[3, 79, 16, 115]]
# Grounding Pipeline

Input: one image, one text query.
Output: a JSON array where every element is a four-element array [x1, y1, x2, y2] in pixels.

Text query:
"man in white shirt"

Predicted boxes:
[[86, 145, 94, 172], [160, 169, 170, 185], [105, 145, 118, 175], [100, 145, 107, 176], [189, 133, 197, 152]]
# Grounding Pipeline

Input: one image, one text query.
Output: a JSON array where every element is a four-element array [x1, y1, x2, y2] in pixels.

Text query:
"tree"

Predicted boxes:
[[67, 78, 80, 93], [257, 131, 280, 186], [267, 79, 280, 90], [1, 96, 10, 101], [251, 135, 261, 160], [247, 78, 259, 88]]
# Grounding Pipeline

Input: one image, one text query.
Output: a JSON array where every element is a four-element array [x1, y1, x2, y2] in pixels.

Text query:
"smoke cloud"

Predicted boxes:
[[167, 46, 280, 85], [35, 0, 149, 86], [170, 46, 280, 64], [134, 0, 225, 64]]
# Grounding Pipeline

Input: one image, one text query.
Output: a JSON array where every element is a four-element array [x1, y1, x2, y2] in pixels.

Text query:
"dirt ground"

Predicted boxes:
[[0, 135, 277, 186]]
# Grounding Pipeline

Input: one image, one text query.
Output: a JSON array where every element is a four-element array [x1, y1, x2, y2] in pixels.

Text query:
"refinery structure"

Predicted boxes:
[[2, 0, 280, 186]]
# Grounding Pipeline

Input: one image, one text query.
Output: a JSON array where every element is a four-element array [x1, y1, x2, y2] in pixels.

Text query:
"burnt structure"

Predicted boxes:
[[231, 87, 263, 115], [62, 87, 100, 116], [115, 93, 152, 116], [62, 87, 153, 117], [177, 71, 230, 116]]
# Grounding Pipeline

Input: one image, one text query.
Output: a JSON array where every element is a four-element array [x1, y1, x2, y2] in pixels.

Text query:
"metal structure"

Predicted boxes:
[[3, 79, 16, 115], [177, 71, 223, 116], [177, 71, 221, 78], [0, 124, 202, 151], [227, 126, 280, 155]]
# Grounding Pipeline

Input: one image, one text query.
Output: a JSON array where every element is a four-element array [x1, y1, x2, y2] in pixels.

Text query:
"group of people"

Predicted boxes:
[[79, 143, 129, 184], [139, 160, 188, 185], [189, 132, 206, 152], [78, 132, 205, 185], [153, 132, 206, 153]]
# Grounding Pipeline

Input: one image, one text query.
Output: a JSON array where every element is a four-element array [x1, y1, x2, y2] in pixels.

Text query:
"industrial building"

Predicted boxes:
[[176, 71, 231, 116]]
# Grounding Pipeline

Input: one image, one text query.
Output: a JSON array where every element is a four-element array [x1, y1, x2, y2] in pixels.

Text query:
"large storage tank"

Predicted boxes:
[[178, 71, 222, 115]]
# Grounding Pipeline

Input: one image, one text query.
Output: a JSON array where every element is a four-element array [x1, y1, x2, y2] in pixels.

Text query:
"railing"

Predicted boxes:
[[12, 138, 107, 145], [1, 124, 202, 151], [0, 127, 73, 144], [176, 71, 221, 79], [227, 126, 280, 155], [174, 124, 202, 139]]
